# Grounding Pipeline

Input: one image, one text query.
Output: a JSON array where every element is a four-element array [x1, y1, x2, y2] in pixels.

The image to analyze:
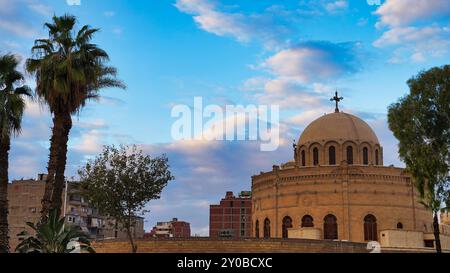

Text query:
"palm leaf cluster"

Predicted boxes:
[[16, 210, 95, 253]]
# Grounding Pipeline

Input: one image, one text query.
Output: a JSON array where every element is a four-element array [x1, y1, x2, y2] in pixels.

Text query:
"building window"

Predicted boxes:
[[397, 222, 403, 229], [313, 148, 319, 166], [375, 150, 379, 165], [282, 216, 293, 239], [301, 150, 306, 167], [255, 220, 260, 238], [301, 215, 314, 228], [329, 146, 336, 165], [363, 147, 369, 165], [264, 218, 271, 239], [364, 214, 378, 241], [324, 214, 338, 240], [346, 146, 353, 165], [424, 240, 434, 248]]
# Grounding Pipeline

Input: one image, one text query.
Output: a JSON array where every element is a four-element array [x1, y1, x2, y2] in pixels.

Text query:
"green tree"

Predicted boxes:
[[0, 54, 32, 253], [78, 145, 174, 253], [16, 209, 95, 253], [26, 14, 125, 221], [388, 65, 450, 253]]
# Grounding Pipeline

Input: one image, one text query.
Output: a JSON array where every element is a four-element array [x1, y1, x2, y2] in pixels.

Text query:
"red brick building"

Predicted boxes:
[[146, 218, 191, 238], [209, 191, 252, 238]]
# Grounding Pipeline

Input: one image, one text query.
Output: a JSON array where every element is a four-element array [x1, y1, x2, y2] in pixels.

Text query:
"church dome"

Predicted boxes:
[[298, 112, 380, 146]]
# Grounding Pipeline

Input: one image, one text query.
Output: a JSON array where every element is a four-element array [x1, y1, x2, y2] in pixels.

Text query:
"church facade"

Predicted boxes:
[[251, 98, 449, 249]]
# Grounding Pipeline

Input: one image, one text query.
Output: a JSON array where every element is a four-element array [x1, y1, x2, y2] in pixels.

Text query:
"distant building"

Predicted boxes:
[[209, 191, 252, 238], [7, 174, 144, 250], [102, 216, 145, 240], [147, 218, 191, 238]]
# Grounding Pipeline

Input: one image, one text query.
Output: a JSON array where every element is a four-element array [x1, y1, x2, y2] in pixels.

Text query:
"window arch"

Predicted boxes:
[[375, 150, 379, 165], [329, 146, 336, 165], [255, 220, 260, 238], [282, 216, 293, 239], [263, 218, 271, 239], [364, 214, 378, 241], [301, 215, 314, 228], [301, 150, 306, 167], [363, 147, 369, 165], [313, 147, 319, 166], [346, 146, 353, 164], [397, 222, 403, 229], [323, 214, 338, 240]]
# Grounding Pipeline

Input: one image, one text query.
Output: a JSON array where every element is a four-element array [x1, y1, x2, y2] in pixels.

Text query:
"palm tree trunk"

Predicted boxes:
[[50, 111, 72, 218], [0, 135, 11, 253], [433, 211, 442, 253], [41, 113, 64, 222]]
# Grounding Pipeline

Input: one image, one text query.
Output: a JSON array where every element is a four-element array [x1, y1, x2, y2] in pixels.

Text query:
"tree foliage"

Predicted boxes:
[[388, 65, 450, 252], [78, 145, 174, 253], [15, 209, 94, 253]]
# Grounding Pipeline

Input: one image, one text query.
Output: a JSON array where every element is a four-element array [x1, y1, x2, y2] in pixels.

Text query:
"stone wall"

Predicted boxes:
[[93, 238, 370, 253]]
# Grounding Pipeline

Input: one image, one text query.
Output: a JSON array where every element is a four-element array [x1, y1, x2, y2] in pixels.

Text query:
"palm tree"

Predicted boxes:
[[0, 54, 32, 253], [16, 209, 95, 253], [26, 14, 125, 221]]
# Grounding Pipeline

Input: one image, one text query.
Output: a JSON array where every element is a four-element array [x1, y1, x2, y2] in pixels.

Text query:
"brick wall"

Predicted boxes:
[[93, 238, 369, 253]]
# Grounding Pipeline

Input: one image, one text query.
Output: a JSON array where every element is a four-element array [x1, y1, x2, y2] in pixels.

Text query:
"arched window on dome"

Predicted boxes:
[[313, 148, 319, 166], [282, 216, 293, 239], [264, 218, 271, 238], [301, 215, 314, 228], [329, 146, 336, 165], [375, 150, 379, 165], [363, 147, 369, 165], [324, 214, 338, 240], [346, 146, 353, 165], [397, 222, 403, 229], [255, 220, 260, 238], [301, 150, 306, 167], [364, 214, 378, 241]]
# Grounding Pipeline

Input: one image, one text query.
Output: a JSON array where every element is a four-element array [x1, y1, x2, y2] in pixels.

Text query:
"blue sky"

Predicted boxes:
[[1, 0, 450, 235]]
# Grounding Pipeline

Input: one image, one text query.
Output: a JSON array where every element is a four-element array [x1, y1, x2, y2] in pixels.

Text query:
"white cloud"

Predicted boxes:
[[255, 78, 323, 110], [375, 0, 450, 27], [374, 25, 450, 62], [325, 0, 348, 13], [263, 41, 360, 83], [174, 0, 291, 49], [104, 11, 115, 17], [28, 2, 52, 16], [67, 0, 81, 6], [0, 19, 38, 38]]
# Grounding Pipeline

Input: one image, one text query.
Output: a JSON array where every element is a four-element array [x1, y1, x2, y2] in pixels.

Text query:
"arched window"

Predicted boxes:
[[301, 150, 306, 167], [255, 220, 260, 238], [301, 215, 314, 228], [324, 214, 338, 240], [397, 222, 403, 229], [263, 218, 271, 239], [346, 146, 353, 164], [282, 216, 293, 239], [375, 150, 379, 165], [363, 147, 369, 165], [364, 214, 378, 241], [313, 148, 319, 166], [329, 146, 336, 165]]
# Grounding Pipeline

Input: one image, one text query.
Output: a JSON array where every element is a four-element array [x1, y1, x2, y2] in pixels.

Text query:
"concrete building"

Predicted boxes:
[[102, 216, 145, 240], [251, 100, 450, 250], [7, 174, 144, 250], [209, 191, 252, 238], [147, 218, 191, 238]]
